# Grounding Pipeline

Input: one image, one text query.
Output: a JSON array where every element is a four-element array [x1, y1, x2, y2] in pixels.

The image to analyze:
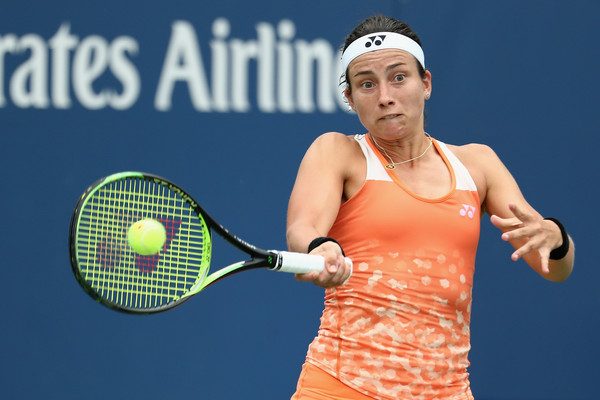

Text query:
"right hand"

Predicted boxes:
[[295, 242, 352, 288]]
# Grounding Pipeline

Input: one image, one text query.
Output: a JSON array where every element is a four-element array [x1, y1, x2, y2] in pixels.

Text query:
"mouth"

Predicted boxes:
[[381, 114, 400, 120]]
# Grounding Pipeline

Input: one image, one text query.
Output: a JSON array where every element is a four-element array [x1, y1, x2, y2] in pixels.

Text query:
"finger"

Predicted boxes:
[[512, 247, 550, 275], [501, 224, 537, 242], [508, 202, 533, 223], [319, 259, 344, 287], [295, 271, 320, 282], [342, 257, 353, 282], [540, 254, 550, 274], [512, 232, 554, 263], [325, 257, 340, 274], [511, 252, 519, 261], [314, 272, 336, 288], [314, 256, 349, 288], [330, 255, 349, 283], [512, 235, 541, 260], [490, 214, 522, 231]]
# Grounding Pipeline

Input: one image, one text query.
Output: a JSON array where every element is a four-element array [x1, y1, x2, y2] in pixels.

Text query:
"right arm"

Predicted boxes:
[[286, 132, 357, 288]]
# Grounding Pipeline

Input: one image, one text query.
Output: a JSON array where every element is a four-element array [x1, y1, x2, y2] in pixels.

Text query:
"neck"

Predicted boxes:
[[369, 132, 433, 169]]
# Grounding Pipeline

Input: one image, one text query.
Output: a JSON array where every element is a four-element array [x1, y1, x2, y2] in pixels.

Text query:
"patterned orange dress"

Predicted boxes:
[[294, 134, 480, 400]]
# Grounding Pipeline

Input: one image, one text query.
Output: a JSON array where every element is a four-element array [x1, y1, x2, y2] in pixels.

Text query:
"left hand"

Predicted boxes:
[[490, 202, 562, 274]]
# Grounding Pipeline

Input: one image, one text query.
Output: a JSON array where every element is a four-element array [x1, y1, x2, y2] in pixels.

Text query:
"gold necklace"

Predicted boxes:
[[370, 133, 433, 170]]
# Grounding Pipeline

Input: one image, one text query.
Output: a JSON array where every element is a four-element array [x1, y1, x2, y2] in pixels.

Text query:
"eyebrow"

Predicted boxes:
[[351, 62, 408, 79]]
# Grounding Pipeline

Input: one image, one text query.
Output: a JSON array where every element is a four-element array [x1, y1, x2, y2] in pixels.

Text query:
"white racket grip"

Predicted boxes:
[[275, 251, 353, 279]]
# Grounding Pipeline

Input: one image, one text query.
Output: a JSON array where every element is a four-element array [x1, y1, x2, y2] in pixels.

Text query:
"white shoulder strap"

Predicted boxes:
[[436, 140, 477, 191], [354, 134, 392, 182]]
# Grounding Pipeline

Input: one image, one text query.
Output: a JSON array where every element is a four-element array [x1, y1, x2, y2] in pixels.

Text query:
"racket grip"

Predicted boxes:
[[275, 251, 353, 278]]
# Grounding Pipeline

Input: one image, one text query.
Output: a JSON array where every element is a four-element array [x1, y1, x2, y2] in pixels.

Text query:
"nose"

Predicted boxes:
[[378, 83, 395, 107]]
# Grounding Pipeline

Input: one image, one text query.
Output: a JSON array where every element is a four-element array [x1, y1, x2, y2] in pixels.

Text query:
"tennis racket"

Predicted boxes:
[[69, 171, 349, 314]]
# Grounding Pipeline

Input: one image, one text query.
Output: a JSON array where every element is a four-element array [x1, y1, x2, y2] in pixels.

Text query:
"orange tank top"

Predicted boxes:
[[304, 134, 480, 400]]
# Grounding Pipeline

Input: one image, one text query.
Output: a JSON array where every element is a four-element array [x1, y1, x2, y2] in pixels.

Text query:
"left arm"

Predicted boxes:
[[463, 144, 574, 281]]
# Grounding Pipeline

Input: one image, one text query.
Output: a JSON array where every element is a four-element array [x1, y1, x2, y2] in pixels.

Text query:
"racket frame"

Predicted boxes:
[[69, 172, 320, 314]]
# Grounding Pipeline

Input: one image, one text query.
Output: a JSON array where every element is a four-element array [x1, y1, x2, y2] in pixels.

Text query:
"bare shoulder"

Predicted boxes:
[[444, 142, 506, 204], [445, 142, 510, 175], [311, 132, 360, 151], [303, 132, 365, 200], [446, 142, 499, 164], [304, 132, 363, 169]]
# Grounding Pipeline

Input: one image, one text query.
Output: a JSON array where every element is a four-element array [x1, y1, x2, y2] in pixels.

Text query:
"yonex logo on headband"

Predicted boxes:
[[341, 31, 425, 72], [365, 35, 386, 48]]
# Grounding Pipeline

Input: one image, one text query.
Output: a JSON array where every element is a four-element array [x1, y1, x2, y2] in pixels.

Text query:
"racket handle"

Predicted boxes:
[[275, 251, 353, 278]]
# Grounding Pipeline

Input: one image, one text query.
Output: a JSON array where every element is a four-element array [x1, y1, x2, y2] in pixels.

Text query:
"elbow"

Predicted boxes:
[[544, 270, 572, 283]]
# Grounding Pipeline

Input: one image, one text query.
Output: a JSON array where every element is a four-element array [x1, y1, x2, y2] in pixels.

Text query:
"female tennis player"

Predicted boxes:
[[286, 15, 575, 400]]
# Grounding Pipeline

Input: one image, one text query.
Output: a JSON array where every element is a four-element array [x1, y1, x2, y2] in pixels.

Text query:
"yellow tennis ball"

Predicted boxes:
[[127, 219, 166, 255]]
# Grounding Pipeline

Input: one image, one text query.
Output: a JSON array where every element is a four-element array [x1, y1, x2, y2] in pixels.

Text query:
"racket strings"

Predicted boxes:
[[74, 177, 210, 311]]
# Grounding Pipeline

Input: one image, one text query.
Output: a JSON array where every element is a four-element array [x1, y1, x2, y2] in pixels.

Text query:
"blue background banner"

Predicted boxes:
[[1, 1, 597, 399]]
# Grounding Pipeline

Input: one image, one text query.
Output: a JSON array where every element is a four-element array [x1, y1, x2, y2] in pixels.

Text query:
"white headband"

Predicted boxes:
[[341, 31, 425, 72]]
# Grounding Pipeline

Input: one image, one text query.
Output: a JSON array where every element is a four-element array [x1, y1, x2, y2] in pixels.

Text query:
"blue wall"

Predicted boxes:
[[1, 1, 597, 399]]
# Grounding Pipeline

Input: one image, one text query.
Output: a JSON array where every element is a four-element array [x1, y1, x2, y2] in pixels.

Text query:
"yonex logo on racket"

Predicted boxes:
[[365, 35, 387, 48]]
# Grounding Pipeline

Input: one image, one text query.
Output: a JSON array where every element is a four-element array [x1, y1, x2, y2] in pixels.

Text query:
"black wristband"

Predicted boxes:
[[544, 217, 570, 260], [308, 237, 346, 257]]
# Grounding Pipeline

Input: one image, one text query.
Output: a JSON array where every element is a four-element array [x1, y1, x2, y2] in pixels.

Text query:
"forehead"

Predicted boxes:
[[348, 49, 418, 74]]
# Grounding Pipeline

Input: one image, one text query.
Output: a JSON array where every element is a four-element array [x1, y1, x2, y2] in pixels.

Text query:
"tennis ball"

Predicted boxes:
[[127, 219, 166, 255]]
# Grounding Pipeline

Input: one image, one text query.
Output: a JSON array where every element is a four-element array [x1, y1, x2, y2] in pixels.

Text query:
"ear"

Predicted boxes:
[[423, 70, 432, 98], [344, 87, 355, 111]]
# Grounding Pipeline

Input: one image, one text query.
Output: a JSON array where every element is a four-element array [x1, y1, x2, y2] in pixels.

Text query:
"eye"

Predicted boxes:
[[393, 74, 406, 82], [361, 81, 374, 89]]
